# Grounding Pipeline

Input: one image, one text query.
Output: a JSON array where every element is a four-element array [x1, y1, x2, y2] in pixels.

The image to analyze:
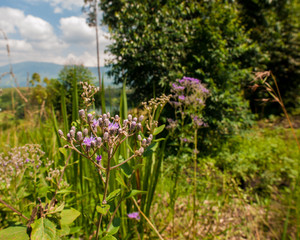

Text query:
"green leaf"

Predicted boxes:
[[0, 226, 29, 240], [31, 218, 56, 240], [106, 189, 121, 202], [107, 217, 120, 235], [119, 162, 133, 178], [96, 205, 110, 215], [57, 225, 70, 237], [60, 208, 81, 225], [125, 190, 147, 199], [115, 173, 127, 188], [100, 236, 117, 240], [58, 148, 68, 158], [153, 124, 165, 135]]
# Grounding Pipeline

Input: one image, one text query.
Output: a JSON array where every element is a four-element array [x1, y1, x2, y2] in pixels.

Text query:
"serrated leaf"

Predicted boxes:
[[0, 226, 29, 240], [106, 189, 121, 202], [107, 217, 120, 235], [96, 205, 110, 215], [60, 208, 81, 225], [153, 124, 165, 135], [125, 190, 147, 199], [31, 218, 56, 240]]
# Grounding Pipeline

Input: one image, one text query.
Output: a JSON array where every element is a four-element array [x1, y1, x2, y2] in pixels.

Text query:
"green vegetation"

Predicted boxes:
[[0, 0, 299, 239]]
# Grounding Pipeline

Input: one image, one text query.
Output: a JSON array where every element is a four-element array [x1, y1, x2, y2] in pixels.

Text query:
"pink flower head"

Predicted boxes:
[[127, 212, 140, 220]]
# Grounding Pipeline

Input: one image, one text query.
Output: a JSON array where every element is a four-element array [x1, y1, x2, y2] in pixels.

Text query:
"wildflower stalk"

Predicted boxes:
[[0, 197, 29, 221], [132, 197, 164, 240], [193, 129, 198, 239]]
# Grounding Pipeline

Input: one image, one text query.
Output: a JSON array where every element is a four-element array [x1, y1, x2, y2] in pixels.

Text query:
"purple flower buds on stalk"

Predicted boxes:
[[103, 132, 109, 141], [83, 128, 89, 136], [115, 115, 119, 120], [138, 135, 142, 141], [79, 109, 85, 118], [107, 112, 110, 118], [123, 119, 128, 126], [138, 147, 144, 155], [96, 137, 102, 147], [133, 117, 137, 122], [103, 114, 107, 119], [70, 130, 75, 138], [87, 114, 93, 123], [67, 133, 71, 142], [58, 129, 63, 137], [142, 139, 147, 146], [128, 114, 132, 121], [130, 121, 136, 131], [105, 119, 110, 127], [77, 131, 83, 141], [137, 123, 142, 130], [139, 115, 144, 122]]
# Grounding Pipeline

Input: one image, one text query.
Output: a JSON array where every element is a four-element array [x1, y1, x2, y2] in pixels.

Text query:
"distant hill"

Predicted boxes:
[[0, 62, 115, 88]]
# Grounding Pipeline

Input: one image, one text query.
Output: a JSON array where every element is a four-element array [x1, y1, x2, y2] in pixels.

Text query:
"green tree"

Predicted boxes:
[[100, 0, 260, 145], [238, 0, 300, 114], [49, 65, 95, 121]]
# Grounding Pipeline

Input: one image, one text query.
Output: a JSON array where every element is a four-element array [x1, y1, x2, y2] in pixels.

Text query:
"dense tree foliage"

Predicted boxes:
[[100, 0, 261, 141], [238, 0, 300, 114]]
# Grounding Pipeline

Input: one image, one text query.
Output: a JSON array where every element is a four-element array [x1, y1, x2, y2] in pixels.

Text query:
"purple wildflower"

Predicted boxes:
[[178, 95, 185, 101], [182, 76, 200, 84], [172, 83, 185, 91], [92, 119, 99, 128], [25, 158, 30, 163], [83, 136, 96, 148], [127, 212, 140, 220], [96, 155, 102, 164], [108, 122, 119, 131]]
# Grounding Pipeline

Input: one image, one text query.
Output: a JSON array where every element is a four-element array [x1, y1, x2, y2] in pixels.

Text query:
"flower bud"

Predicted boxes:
[[105, 119, 110, 127], [130, 121, 136, 130], [133, 117, 137, 122], [77, 131, 83, 141], [58, 129, 63, 137], [83, 128, 89, 136], [114, 115, 119, 120], [128, 114, 132, 121], [103, 114, 107, 120], [91, 140, 96, 148], [139, 115, 144, 122], [79, 109, 85, 118], [103, 132, 109, 140], [96, 137, 102, 147], [123, 119, 128, 126], [71, 126, 76, 132], [67, 133, 71, 142], [87, 114, 93, 123], [107, 112, 110, 118], [138, 147, 144, 155], [142, 138, 147, 146], [149, 134, 153, 140], [137, 123, 142, 130], [147, 137, 152, 144], [138, 135, 142, 141], [69, 129, 75, 138]]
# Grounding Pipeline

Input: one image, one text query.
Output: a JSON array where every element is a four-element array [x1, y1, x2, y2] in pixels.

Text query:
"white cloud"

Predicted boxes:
[[0, 8, 24, 34], [0, 7, 112, 67], [60, 16, 95, 44]]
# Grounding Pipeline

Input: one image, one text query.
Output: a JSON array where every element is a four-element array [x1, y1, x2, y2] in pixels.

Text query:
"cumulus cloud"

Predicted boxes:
[[0, 6, 111, 67]]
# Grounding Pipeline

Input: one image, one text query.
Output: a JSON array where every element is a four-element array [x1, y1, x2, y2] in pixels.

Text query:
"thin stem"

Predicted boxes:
[[0, 197, 29, 221], [110, 153, 137, 170], [132, 197, 164, 240], [192, 129, 198, 239], [95, 147, 113, 238]]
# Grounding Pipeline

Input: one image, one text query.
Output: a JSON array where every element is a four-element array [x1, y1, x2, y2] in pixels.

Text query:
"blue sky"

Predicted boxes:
[[0, 0, 111, 67]]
